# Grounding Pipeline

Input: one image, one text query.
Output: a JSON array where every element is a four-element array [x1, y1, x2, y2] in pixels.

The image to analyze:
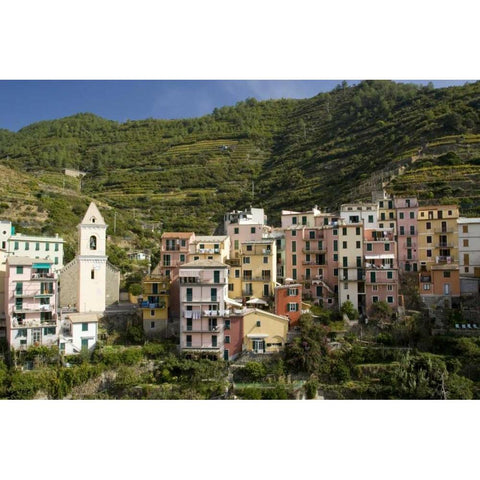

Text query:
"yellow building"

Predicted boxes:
[[189, 235, 230, 263], [417, 205, 460, 301], [242, 308, 289, 353], [141, 267, 170, 337], [228, 239, 277, 302], [417, 205, 459, 267]]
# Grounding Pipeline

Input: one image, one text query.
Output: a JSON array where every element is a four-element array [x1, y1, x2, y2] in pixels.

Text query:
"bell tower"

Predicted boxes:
[[77, 202, 107, 312]]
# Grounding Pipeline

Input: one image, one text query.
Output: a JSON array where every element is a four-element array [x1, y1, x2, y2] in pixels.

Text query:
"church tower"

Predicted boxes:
[[77, 202, 108, 312]]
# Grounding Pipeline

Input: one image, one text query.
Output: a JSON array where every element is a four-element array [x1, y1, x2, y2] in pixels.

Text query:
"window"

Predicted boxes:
[[384, 243, 390, 251], [342, 227, 347, 236], [333, 254, 338, 262], [213, 270, 220, 283], [181, 240, 186, 247], [342, 241, 347, 249], [387, 296, 394, 304], [288, 288, 298, 296], [399, 212, 404, 219], [35, 242, 40, 251], [186, 288, 192, 302], [292, 254, 297, 266], [334, 268, 338, 277], [443, 271, 451, 278], [426, 222, 431, 230], [211, 288, 217, 302], [151, 321, 155, 329], [263, 255, 269, 264], [356, 241, 361, 249], [292, 269, 297, 280], [366, 243, 372, 251], [250, 227, 256, 234], [427, 236, 432, 244], [342, 256, 348, 267], [423, 284, 430, 290], [302, 216, 307, 225], [372, 285, 378, 291], [243, 257, 250, 264], [309, 231, 315, 239], [45, 243, 50, 251], [15, 282, 22, 295], [246, 245, 252, 251], [372, 296, 379, 303], [228, 283, 234, 291], [55, 257, 58, 265], [333, 229, 338, 236], [410, 226, 415, 235], [333, 240, 338, 252], [82, 323, 88, 331], [410, 211, 415, 219], [388, 284, 393, 291], [180, 254, 185, 262], [151, 309, 155, 316], [89, 236, 97, 250], [14, 241, 19, 250], [344, 282, 348, 290], [288, 303, 298, 312], [186, 335, 192, 347], [235, 269, 240, 278], [234, 240, 239, 250], [234, 227, 239, 234], [225, 320, 230, 330], [256, 321, 261, 327], [463, 239, 469, 247], [387, 271, 393, 279], [16, 266, 23, 274], [291, 230, 296, 237], [43, 327, 55, 336], [292, 241, 296, 252], [225, 336, 231, 344], [25, 242, 29, 251], [368, 215, 374, 223], [463, 225, 468, 233], [464, 254, 470, 266], [426, 250, 432, 258], [292, 216, 297, 225], [91, 269, 95, 279], [399, 226, 405, 235], [356, 227, 361, 236]]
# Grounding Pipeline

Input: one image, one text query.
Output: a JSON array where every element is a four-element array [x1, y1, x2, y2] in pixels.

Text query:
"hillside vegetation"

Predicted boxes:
[[1, 80, 480, 260]]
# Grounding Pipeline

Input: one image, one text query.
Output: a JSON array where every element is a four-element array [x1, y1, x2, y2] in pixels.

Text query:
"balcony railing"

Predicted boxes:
[[183, 342, 223, 350], [14, 304, 54, 313], [436, 256, 454, 264], [31, 273, 56, 280], [203, 309, 230, 317], [302, 248, 327, 254], [434, 228, 454, 234], [196, 248, 220, 254], [420, 275, 431, 282], [435, 243, 454, 248], [183, 325, 224, 333], [162, 245, 180, 251], [302, 260, 326, 266]]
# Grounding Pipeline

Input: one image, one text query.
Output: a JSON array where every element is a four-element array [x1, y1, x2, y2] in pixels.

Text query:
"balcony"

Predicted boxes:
[[183, 310, 202, 319], [420, 275, 431, 283], [183, 342, 224, 351], [183, 324, 224, 333], [434, 228, 454, 234], [196, 248, 220, 254], [302, 247, 327, 254], [302, 260, 326, 266], [242, 289, 254, 296], [31, 272, 56, 280], [14, 304, 54, 313], [140, 301, 167, 309], [436, 256, 454, 264], [12, 318, 57, 327], [435, 243, 454, 249], [203, 309, 230, 317], [162, 245, 180, 251]]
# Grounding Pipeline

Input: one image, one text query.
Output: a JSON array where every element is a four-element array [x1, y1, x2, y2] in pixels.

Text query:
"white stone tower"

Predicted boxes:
[[77, 202, 108, 313]]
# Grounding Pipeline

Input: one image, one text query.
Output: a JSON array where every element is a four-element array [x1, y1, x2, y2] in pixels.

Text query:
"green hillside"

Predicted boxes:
[[1, 80, 480, 255]]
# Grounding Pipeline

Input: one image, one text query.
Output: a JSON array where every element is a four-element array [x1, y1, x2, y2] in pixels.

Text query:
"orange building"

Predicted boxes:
[[274, 283, 302, 328]]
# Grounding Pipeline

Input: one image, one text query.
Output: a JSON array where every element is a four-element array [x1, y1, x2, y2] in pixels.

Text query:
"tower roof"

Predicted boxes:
[[80, 202, 106, 226]]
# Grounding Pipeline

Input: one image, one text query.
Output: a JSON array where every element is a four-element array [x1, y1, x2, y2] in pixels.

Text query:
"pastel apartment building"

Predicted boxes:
[[140, 264, 170, 338], [158, 232, 195, 319], [179, 259, 229, 359], [224, 207, 267, 259], [340, 202, 378, 229], [417, 205, 460, 305], [457, 217, 480, 294], [394, 196, 419, 272], [274, 283, 302, 328], [364, 227, 399, 314], [5, 257, 58, 350], [189, 235, 230, 263]]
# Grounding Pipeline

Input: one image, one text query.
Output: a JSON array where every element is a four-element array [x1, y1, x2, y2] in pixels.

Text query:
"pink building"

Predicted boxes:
[[394, 196, 419, 272], [179, 259, 229, 360], [5, 256, 58, 350], [364, 228, 399, 315], [158, 232, 195, 319], [224, 207, 268, 259]]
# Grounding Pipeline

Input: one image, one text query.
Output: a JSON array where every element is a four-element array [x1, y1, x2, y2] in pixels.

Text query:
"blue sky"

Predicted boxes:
[[0, 80, 473, 132]]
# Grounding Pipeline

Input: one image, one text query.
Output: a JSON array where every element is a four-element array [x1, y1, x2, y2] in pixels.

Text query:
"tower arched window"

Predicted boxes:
[[90, 235, 97, 250]]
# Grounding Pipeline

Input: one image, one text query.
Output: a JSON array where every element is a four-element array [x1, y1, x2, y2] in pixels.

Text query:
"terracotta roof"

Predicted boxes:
[[161, 232, 194, 239]]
